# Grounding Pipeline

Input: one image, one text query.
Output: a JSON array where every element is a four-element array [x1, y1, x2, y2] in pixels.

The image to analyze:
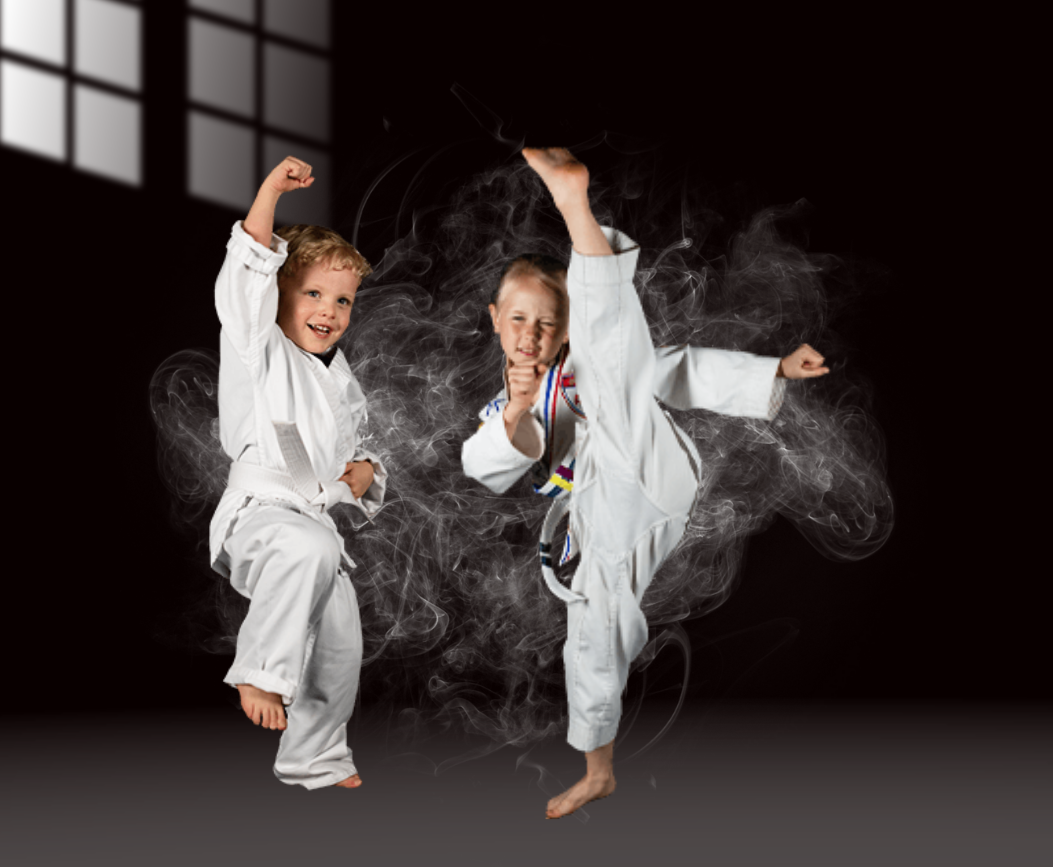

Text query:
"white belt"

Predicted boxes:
[[227, 461, 318, 505], [227, 421, 323, 503], [539, 497, 585, 604], [225, 423, 357, 571], [226, 460, 357, 571]]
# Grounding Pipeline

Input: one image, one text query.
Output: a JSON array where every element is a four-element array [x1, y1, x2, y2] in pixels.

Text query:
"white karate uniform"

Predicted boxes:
[[209, 222, 387, 788], [462, 228, 785, 752]]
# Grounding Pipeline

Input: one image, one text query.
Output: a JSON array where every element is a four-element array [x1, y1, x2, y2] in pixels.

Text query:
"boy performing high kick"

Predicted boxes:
[[462, 149, 829, 818], [210, 156, 387, 789]]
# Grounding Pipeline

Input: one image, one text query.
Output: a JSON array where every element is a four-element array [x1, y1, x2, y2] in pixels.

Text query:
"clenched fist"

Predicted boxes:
[[778, 344, 830, 379], [506, 359, 549, 415], [263, 155, 315, 196], [339, 460, 374, 499]]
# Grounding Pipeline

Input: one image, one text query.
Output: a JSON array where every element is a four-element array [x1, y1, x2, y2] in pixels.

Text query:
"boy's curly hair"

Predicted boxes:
[[275, 224, 373, 284]]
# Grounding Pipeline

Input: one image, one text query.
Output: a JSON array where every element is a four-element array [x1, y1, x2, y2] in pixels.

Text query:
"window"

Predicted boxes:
[[186, 0, 331, 224], [1, 0, 143, 186]]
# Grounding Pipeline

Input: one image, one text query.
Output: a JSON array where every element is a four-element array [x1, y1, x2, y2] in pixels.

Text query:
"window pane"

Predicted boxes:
[[264, 0, 330, 49], [263, 44, 329, 142], [188, 111, 255, 210], [263, 136, 330, 226], [1, 60, 66, 161], [74, 84, 141, 185], [1, 0, 66, 66], [188, 18, 255, 118], [188, 0, 255, 24], [75, 0, 141, 92]]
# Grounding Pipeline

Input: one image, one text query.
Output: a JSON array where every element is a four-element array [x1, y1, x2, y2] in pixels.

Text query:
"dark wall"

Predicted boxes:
[[3, 12, 1025, 718]]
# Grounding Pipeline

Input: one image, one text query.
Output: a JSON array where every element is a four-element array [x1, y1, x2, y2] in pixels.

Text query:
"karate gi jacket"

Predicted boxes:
[[209, 222, 387, 573], [464, 347, 784, 494], [462, 250, 786, 568]]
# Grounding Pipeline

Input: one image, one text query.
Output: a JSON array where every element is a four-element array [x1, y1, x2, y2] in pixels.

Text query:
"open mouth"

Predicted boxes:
[[308, 324, 332, 338]]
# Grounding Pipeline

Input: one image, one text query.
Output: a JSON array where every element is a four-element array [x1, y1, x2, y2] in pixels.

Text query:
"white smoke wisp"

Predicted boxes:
[[149, 157, 892, 748]]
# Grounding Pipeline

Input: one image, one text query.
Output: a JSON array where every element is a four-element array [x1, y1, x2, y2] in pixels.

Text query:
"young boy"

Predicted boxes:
[[209, 156, 387, 789], [462, 148, 829, 818]]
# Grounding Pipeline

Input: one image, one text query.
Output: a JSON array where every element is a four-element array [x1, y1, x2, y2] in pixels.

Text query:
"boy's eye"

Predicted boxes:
[[307, 290, 320, 297], [338, 298, 351, 306]]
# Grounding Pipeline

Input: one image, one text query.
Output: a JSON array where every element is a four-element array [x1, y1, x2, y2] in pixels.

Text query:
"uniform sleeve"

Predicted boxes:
[[317, 450, 388, 519], [462, 397, 544, 494], [567, 226, 641, 285], [652, 345, 786, 420], [214, 221, 289, 372], [351, 450, 388, 518]]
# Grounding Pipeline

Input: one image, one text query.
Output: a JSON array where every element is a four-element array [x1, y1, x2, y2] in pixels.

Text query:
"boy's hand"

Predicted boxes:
[[505, 360, 548, 416], [243, 156, 315, 247], [778, 344, 830, 379], [340, 460, 374, 499], [264, 156, 315, 196]]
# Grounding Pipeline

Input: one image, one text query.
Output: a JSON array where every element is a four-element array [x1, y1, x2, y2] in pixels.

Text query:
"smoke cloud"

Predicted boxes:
[[150, 155, 892, 748]]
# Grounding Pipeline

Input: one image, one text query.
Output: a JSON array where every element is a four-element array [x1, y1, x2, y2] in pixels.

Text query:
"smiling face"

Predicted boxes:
[[489, 273, 569, 367], [276, 260, 360, 353]]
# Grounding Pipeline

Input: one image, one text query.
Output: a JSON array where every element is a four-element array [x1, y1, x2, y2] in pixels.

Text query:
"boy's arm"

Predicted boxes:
[[653, 343, 829, 420], [243, 156, 315, 247], [215, 157, 316, 365], [653, 346, 784, 419], [316, 455, 387, 520], [462, 397, 544, 494]]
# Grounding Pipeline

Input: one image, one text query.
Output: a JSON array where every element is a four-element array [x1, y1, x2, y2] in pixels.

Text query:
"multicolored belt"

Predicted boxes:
[[538, 497, 585, 604]]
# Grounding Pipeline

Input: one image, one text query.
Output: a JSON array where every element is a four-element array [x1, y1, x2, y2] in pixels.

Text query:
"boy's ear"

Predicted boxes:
[[488, 303, 499, 333]]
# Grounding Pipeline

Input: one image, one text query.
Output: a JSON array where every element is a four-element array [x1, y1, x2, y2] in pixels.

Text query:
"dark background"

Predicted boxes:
[[4, 7, 1044, 866], [8, 12, 1024, 714]]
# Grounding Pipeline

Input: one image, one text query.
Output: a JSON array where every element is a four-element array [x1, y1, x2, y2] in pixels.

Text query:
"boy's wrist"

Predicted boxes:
[[504, 402, 529, 423], [257, 183, 283, 203]]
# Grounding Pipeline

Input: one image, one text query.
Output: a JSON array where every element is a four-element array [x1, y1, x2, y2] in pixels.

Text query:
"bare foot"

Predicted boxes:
[[236, 683, 286, 730], [335, 774, 362, 789], [521, 148, 590, 211], [546, 773, 616, 819], [522, 148, 612, 257]]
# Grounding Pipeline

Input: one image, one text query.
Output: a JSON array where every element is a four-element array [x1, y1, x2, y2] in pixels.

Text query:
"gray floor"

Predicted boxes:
[[4, 704, 1050, 867]]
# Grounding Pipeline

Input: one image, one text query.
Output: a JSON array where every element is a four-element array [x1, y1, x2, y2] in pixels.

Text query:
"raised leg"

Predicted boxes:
[[524, 148, 699, 817]]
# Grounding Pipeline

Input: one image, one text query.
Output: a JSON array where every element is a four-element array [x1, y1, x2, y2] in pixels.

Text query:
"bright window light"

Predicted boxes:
[[1, 60, 66, 161], [75, 0, 142, 92], [74, 83, 141, 185], [188, 17, 255, 118], [1, 0, 66, 67]]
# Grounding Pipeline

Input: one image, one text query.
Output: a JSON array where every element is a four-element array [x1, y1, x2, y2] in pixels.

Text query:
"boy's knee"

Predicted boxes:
[[278, 518, 343, 576]]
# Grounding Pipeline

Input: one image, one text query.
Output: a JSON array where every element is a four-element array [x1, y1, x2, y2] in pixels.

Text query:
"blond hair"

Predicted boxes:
[[275, 224, 373, 284], [492, 254, 568, 310]]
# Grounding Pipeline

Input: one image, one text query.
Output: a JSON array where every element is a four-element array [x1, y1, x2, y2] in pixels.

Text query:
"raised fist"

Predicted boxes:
[[264, 156, 315, 195], [778, 344, 830, 379]]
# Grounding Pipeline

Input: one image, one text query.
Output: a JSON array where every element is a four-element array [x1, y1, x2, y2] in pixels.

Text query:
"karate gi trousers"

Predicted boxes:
[[561, 231, 701, 752], [220, 499, 362, 789]]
